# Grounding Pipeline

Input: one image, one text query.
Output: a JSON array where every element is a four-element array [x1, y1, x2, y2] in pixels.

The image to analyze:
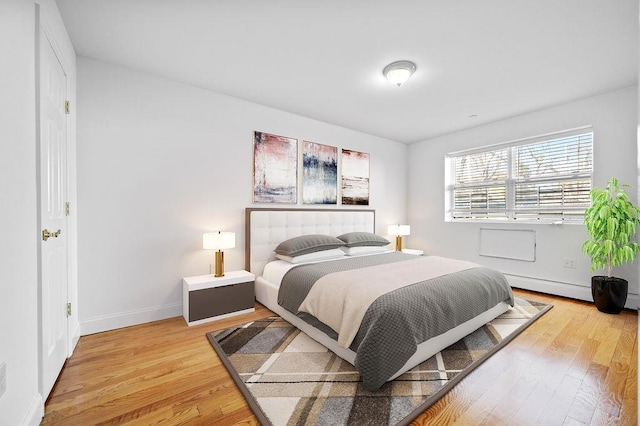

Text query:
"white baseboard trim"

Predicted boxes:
[[21, 393, 43, 426], [506, 274, 639, 310], [80, 302, 183, 335]]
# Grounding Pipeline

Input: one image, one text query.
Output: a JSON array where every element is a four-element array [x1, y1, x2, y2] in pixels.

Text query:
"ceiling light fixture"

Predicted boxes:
[[383, 60, 417, 87]]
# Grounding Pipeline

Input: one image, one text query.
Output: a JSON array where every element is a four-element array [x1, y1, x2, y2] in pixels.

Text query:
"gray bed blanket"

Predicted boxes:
[[278, 252, 514, 389]]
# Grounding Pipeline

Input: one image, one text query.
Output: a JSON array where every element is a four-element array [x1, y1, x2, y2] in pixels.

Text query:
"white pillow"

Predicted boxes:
[[276, 248, 345, 264], [340, 246, 388, 256]]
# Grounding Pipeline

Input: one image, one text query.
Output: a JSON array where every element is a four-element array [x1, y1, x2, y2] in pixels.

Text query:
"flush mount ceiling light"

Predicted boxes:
[[383, 60, 417, 87]]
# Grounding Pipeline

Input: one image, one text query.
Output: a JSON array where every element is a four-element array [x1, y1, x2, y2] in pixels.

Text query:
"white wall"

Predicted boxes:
[[77, 57, 408, 334], [408, 86, 638, 307], [0, 1, 76, 423], [0, 1, 41, 424]]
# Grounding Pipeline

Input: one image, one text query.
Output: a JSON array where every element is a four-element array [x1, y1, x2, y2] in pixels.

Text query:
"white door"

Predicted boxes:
[[39, 30, 69, 400]]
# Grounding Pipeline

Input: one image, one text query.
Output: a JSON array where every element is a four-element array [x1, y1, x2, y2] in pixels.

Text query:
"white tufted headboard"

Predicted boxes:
[[245, 208, 375, 277]]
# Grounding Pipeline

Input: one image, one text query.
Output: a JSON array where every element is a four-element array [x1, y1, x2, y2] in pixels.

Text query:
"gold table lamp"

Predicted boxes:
[[387, 224, 410, 251], [203, 231, 236, 277]]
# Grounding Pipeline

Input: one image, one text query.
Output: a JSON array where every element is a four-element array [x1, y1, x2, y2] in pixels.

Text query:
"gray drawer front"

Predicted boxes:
[[189, 281, 254, 322]]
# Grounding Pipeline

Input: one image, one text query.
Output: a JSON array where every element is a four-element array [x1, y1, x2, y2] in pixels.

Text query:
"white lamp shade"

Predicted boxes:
[[387, 224, 410, 236], [203, 231, 235, 250]]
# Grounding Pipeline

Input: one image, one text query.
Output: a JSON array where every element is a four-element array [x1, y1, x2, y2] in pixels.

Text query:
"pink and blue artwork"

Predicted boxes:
[[253, 131, 298, 203], [303, 141, 337, 204]]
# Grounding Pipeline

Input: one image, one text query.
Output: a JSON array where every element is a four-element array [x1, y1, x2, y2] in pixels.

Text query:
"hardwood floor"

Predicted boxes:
[[43, 289, 637, 425]]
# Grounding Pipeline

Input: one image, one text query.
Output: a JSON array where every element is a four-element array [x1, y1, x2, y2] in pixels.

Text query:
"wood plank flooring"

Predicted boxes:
[[42, 289, 637, 425]]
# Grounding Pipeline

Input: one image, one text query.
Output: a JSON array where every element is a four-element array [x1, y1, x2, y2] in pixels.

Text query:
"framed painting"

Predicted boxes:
[[341, 149, 370, 205], [302, 141, 337, 204], [253, 131, 298, 203]]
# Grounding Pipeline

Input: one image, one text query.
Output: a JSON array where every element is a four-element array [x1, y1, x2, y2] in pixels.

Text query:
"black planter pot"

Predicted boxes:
[[591, 276, 628, 314]]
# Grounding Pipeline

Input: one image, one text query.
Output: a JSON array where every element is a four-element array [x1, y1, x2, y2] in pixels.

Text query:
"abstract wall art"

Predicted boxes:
[[341, 149, 370, 205], [302, 141, 338, 204], [253, 131, 298, 203]]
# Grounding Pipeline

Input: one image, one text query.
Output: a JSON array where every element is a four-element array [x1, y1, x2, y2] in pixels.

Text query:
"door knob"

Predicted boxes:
[[42, 229, 61, 241]]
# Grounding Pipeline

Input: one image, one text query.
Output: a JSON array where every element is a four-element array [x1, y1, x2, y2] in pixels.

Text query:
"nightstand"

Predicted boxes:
[[402, 248, 424, 256], [183, 270, 255, 326]]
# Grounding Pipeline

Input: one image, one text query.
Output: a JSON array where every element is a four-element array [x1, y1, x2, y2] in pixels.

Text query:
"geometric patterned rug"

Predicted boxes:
[[207, 298, 552, 426]]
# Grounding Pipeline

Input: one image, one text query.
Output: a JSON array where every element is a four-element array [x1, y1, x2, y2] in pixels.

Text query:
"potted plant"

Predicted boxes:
[[583, 177, 640, 314]]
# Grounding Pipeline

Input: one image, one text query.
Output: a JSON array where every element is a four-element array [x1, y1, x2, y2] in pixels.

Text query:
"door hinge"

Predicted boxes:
[[66, 303, 71, 317], [65, 202, 70, 216], [64, 100, 70, 115]]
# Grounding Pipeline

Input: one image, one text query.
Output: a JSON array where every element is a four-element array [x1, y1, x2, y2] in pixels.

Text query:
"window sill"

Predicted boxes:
[[445, 219, 584, 226]]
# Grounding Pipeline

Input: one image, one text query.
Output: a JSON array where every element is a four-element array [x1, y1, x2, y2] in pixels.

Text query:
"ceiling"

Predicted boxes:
[[55, 0, 638, 144]]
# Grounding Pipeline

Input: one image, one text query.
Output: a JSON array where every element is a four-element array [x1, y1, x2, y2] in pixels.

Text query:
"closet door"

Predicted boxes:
[[39, 28, 69, 401]]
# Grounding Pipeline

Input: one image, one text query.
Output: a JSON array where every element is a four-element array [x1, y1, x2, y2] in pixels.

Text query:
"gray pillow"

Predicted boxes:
[[337, 232, 390, 247], [274, 234, 344, 257]]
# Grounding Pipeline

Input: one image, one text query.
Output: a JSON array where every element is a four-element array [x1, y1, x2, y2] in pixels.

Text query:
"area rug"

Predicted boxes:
[[207, 298, 551, 426]]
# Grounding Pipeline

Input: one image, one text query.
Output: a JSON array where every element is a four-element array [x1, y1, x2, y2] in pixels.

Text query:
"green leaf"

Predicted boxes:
[[618, 231, 629, 244], [624, 246, 634, 261], [606, 217, 617, 239]]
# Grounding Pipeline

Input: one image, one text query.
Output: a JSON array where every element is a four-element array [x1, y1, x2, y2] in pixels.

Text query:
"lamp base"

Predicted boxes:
[[214, 250, 225, 277], [395, 236, 403, 251]]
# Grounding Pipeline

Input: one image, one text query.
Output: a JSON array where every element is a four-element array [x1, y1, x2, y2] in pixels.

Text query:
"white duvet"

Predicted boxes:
[[297, 255, 480, 348]]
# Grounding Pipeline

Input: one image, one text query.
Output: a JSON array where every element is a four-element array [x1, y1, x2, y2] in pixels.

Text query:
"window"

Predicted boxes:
[[446, 128, 593, 222]]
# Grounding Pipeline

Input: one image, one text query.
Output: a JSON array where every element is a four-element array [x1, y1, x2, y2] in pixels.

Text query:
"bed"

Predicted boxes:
[[245, 208, 514, 390]]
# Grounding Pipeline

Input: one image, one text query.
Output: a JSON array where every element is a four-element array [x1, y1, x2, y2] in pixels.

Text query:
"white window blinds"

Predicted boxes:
[[447, 128, 593, 222], [451, 148, 508, 220]]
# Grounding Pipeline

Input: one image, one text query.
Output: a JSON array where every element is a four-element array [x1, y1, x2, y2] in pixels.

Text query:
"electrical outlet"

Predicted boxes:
[[0, 361, 6, 399], [563, 258, 576, 269]]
